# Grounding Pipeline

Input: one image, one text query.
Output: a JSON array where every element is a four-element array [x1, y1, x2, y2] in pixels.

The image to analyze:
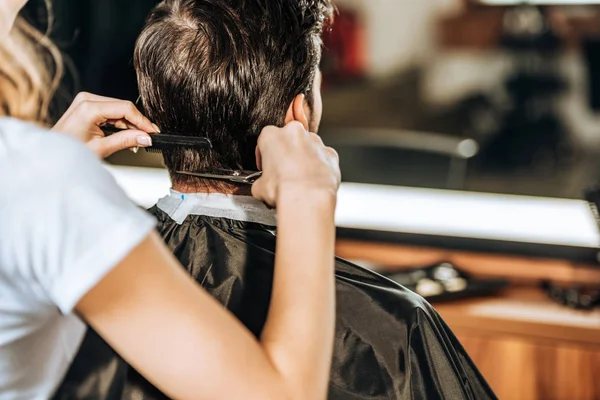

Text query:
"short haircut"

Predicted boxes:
[[134, 0, 333, 187]]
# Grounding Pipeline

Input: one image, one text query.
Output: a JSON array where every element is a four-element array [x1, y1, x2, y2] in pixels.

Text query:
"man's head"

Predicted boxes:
[[134, 0, 332, 190]]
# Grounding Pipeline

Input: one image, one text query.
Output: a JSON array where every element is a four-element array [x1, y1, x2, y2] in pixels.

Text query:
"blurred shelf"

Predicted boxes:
[[438, 7, 505, 50], [336, 240, 600, 285], [438, 3, 600, 50]]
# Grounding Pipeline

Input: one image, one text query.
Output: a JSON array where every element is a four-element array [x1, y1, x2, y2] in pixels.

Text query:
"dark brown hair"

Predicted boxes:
[[134, 0, 332, 188]]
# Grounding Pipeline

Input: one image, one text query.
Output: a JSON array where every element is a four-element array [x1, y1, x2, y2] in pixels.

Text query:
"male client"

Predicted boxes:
[[126, 0, 497, 399]]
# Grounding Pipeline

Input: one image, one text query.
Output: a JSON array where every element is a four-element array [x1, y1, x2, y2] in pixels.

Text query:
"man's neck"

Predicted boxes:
[[172, 181, 253, 196]]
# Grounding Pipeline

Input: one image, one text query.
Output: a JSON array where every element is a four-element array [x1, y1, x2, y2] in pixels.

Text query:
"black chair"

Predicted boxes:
[[321, 128, 479, 190]]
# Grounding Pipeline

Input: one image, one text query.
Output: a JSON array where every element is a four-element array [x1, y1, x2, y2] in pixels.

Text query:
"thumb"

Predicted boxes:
[[251, 177, 266, 203], [89, 130, 152, 158], [251, 177, 275, 208]]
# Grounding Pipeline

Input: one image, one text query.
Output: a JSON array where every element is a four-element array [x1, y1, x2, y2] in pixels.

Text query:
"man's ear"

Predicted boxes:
[[284, 94, 310, 131]]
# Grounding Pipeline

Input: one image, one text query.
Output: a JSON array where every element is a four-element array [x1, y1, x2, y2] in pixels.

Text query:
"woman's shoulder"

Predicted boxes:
[[0, 118, 89, 159], [0, 118, 112, 188], [0, 117, 155, 311]]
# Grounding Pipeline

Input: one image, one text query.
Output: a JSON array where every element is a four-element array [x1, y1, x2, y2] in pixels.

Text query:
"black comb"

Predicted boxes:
[[101, 125, 213, 154]]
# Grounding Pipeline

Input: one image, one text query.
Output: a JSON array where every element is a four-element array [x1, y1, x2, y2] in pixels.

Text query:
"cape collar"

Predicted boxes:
[[156, 190, 277, 226]]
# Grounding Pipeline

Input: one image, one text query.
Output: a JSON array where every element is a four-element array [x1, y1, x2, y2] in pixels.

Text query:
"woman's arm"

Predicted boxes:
[[260, 187, 336, 398], [76, 122, 340, 400], [254, 123, 340, 398]]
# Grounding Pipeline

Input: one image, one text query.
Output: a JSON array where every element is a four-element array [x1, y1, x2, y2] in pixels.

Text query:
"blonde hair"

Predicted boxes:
[[0, 6, 63, 124]]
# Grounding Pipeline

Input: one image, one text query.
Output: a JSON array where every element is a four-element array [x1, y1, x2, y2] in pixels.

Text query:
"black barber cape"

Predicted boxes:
[[53, 199, 496, 400]]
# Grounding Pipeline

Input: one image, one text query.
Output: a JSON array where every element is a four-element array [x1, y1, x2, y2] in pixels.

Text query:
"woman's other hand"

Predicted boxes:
[[252, 121, 341, 207], [52, 92, 159, 158]]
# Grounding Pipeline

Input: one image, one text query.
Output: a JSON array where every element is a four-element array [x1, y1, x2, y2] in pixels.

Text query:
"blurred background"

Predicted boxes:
[[25, 0, 600, 398], [25, 0, 600, 200]]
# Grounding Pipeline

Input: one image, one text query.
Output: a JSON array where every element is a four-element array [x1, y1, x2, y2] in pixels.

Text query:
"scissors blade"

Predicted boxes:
[[177, 170, 262, 185]]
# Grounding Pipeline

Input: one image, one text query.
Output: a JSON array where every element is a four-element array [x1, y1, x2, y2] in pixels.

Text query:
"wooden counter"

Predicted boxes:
[[336, 240, 600, 400], [435, 287, 600, 347], [435, 288, 600, 400]]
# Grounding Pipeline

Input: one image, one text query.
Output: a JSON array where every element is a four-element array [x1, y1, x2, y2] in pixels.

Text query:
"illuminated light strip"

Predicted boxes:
[[336, 183, 599, 248], [105, 165, 600, 248]]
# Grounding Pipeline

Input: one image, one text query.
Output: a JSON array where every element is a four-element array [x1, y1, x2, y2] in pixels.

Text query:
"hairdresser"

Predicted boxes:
[[0, 1, 340, 399]]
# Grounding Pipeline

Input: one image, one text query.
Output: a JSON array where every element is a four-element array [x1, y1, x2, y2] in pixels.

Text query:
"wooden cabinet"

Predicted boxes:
[[456, 334, 600, 400], [435, 288, 600, 400]]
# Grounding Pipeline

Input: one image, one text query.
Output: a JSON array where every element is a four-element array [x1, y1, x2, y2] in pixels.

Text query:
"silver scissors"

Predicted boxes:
[[176, 169, 263, 185]]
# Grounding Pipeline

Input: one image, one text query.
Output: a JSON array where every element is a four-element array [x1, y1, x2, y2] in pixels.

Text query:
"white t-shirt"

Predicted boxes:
[[0, 118, 155, 399]]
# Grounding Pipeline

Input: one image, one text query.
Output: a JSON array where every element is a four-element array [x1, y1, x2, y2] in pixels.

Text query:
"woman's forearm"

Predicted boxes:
[[261, 186, 337, 400]]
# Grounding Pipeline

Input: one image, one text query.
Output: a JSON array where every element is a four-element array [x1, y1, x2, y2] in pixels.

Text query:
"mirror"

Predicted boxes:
[[30, 0, 600, 200]]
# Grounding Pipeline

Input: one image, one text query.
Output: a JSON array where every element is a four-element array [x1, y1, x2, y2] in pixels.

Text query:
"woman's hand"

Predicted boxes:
[[52, 92, 159, 158], [252, 121, 341, 207], [251, 122, 340, 399]]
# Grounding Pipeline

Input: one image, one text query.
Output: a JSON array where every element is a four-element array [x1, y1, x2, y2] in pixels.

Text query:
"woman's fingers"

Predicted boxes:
[[109, 120, 131, 131], [81, 100, 156, 133], [72, 91, 123, 106], [60, 92, 122, 121], [88, 129, 153, 159], [53, 92, 159, 158]]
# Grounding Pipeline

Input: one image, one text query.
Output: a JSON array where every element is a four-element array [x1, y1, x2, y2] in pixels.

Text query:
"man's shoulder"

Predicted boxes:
[[147, 205, 163, 218], [334, 256, 433, 312], [147, 207, 434, 316]]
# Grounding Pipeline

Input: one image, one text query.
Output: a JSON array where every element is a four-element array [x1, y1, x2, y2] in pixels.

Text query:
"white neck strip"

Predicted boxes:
[[156, 190, 277, 226]]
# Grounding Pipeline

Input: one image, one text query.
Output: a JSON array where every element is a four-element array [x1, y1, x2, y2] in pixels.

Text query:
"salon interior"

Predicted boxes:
[[34, 0, 600, 398]]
